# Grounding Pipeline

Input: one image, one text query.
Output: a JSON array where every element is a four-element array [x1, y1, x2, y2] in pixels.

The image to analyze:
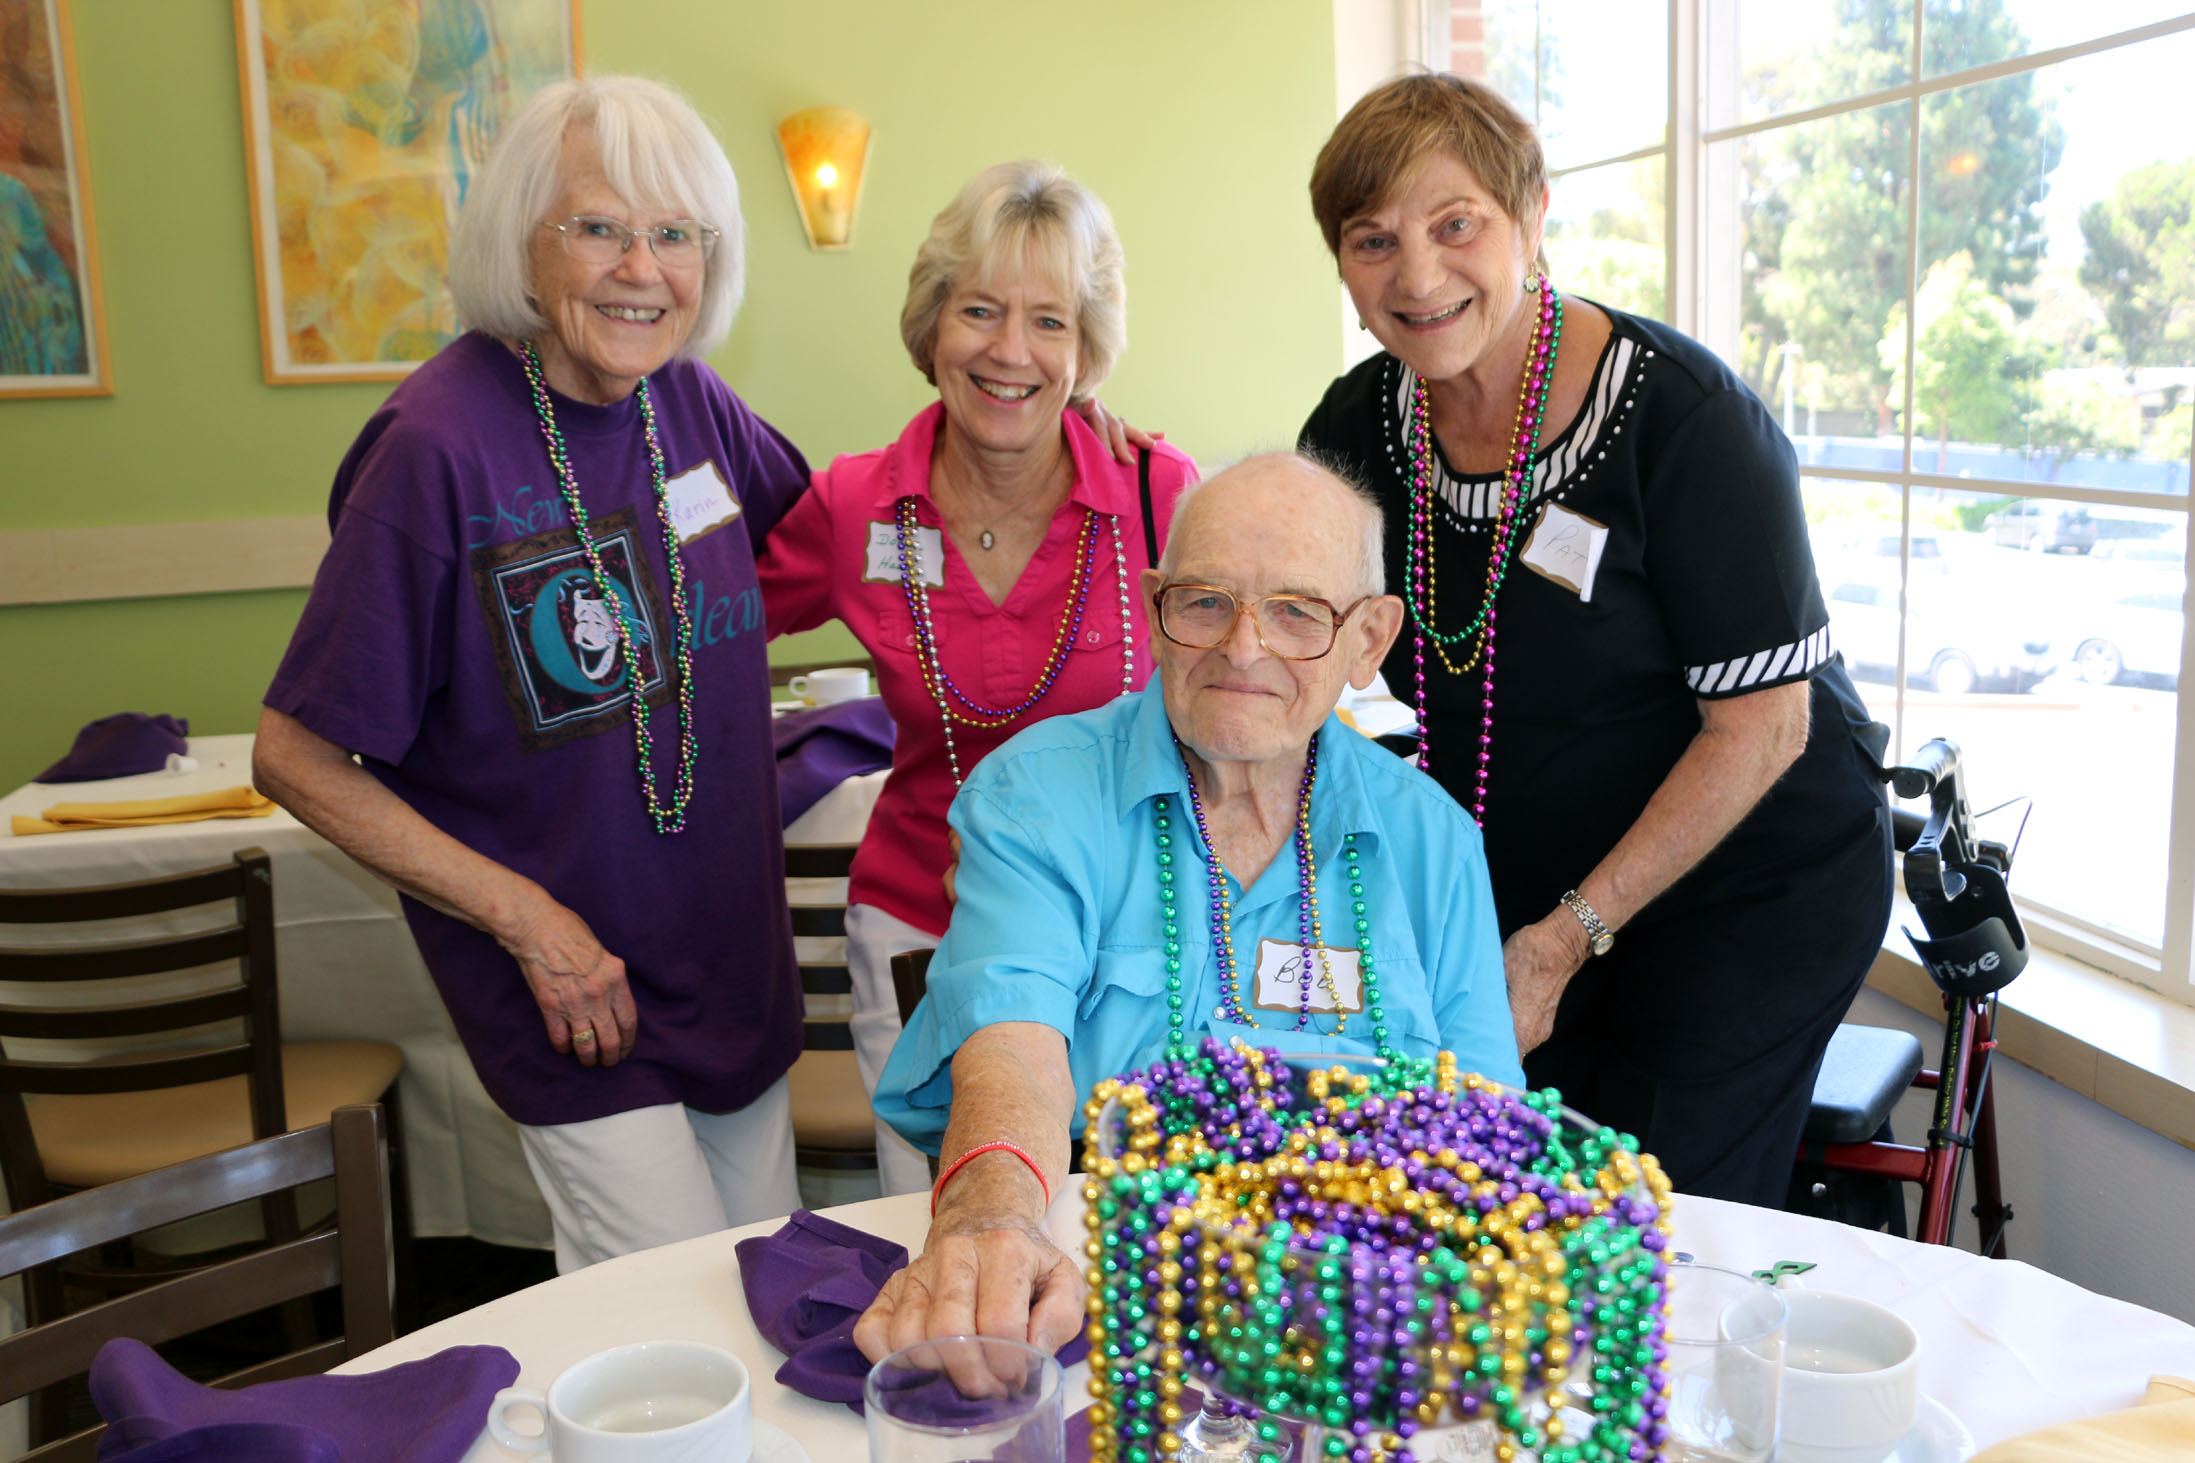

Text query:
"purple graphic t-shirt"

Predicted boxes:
[[268, 332, 810, 1127]]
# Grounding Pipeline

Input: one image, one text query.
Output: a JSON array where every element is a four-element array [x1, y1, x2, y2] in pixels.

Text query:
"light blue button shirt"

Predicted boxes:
[[873, 682, 1523, 1152]]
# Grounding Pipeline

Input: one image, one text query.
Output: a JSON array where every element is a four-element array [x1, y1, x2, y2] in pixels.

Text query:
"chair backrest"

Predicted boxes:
[[0, 1104, 396, 1460], [890, 948, 932, 1027], [785, 843, 858, 1053], [0, 849, 285, 1212]]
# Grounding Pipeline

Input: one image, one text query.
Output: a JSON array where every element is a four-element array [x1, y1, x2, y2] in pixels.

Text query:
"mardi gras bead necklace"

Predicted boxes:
[[1154, 740, 1396, 1064], [1404, 276, 1562, 826], [517, 341, 697, 835], [1079, 1037, 1674, 1463], [895, 497, 1135, 786]]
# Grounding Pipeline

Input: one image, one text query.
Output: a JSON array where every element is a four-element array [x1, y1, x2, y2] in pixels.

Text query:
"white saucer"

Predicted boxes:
[[1779, 1395, 1975, 1463], [753, 1418, 810, 1463]]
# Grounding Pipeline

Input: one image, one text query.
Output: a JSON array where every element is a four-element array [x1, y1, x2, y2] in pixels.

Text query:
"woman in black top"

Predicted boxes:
[[1298, 74, 1891, 1207]]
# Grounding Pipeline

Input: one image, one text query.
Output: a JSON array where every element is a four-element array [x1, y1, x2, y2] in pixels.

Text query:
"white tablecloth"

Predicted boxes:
[[340, 1187, 2195, 1461], [1, 739, 892, 1248], [0, 736, 545, 1246]]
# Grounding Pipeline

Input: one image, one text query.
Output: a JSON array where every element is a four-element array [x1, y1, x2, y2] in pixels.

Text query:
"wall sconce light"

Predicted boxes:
[[776, 106, 870, 251]]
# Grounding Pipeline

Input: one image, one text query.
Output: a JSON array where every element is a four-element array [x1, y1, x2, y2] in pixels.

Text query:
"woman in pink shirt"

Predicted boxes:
[[756, 160, 1197, 1193]]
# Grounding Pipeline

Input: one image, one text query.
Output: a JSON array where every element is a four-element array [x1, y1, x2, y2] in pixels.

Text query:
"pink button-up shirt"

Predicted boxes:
[[757, 404, 1195, 935]]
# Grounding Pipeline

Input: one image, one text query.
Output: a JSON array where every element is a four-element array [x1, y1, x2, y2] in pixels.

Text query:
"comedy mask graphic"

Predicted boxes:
[[475, 512, 671, 748]]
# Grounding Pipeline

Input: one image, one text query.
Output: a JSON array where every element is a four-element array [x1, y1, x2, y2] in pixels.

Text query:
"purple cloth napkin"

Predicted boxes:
[[101, 1422, 341, 1463], [773, 698, 894, 826], [735, 1208, 1088, 1415], [37, 713, 190, 783], [90, 1336, 519, 1463]]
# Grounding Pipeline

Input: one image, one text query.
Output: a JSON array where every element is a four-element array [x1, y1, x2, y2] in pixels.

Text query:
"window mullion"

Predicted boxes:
[[1668, 0, 1703, 336]]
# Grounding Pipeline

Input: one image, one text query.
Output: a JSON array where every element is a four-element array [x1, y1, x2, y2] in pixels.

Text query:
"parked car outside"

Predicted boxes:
[[1987, 501, 2098, 554], [2066, 584, 2184, 687], [1827, 578, 2058, 694]]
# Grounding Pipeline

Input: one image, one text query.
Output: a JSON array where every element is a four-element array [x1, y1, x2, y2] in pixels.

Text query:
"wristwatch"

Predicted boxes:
[[1559, 890, 1616, 957]]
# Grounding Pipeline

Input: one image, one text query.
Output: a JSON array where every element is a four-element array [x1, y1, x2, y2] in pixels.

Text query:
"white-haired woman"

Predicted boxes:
[[756, 160, 1197, 1195], [255, 76, 806, 1270]]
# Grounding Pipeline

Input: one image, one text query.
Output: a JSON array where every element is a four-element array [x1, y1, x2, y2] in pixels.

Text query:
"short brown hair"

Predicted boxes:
[[1309, 74, 1547, 259]]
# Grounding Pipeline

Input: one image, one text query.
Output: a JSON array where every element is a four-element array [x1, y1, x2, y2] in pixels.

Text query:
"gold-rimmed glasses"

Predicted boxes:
[[540, 214, 720, 268], [1153, 584, 1371, 662]]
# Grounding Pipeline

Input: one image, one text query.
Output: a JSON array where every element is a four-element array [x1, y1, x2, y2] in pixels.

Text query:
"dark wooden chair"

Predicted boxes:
[[889, 948, 932, 1027], [0, 1103, 397, 1462], [783, 843, 876, 1172], [0, 848, 411, 1438]]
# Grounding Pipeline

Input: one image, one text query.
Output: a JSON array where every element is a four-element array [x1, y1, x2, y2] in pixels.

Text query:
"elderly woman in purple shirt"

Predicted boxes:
[[254, 76, 808, 1271]]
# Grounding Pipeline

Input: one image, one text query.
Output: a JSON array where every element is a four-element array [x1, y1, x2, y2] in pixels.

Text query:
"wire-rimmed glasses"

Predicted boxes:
[[1153, 583, 1370, 662], [540, 214, 720, 268]]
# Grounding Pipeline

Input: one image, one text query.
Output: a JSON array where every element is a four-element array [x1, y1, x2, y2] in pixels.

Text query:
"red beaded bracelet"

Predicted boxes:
[[931, 1139, 1051, 1217]]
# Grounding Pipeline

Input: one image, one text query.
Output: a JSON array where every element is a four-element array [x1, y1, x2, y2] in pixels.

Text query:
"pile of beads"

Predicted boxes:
[[1080, 1038, 1674, 1463]]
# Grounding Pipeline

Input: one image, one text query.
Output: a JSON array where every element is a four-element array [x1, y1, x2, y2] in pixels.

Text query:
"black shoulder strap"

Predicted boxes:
[[1138, 447, 1158, 567]]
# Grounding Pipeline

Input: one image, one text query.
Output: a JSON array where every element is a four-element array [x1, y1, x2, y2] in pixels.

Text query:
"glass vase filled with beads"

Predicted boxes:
[[1078, 1039, 1674, 1463]]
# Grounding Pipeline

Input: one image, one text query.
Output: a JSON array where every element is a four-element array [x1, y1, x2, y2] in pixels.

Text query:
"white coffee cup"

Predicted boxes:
[[487, 1340, 752, 1462], [1776, 1292, 1921, 1463], [788, 666, 870, 705]]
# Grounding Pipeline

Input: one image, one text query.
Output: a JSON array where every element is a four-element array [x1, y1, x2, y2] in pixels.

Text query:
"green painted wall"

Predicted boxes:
[[1, 0, 1342, 788]]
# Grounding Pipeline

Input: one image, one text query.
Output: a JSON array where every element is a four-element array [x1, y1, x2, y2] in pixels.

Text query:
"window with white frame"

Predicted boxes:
[[1432, 1, 2195, 995]]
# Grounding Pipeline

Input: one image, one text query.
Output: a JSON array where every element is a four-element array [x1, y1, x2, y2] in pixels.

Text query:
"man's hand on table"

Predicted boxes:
[[853, 1204, 1085, 1366]]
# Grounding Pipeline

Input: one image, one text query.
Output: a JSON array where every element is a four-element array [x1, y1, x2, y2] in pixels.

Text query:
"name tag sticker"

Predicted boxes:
[[663, 462, 739, 544], [1518, 502, 1609, 602], [1252, 938, 1364, 1015], [864, 520, 945, 586]]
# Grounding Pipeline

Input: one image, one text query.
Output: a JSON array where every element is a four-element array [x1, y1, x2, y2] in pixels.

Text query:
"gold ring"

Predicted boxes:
[[573, 1028, 597, 1046]]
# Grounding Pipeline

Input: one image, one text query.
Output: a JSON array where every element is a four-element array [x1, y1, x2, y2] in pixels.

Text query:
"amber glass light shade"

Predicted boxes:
[[776, 106, 870, 250]]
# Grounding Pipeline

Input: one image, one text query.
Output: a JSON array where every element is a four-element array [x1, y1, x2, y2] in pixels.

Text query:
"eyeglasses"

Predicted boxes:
[[1153, 584, 1370, 662], [540, 215, 720, 267]]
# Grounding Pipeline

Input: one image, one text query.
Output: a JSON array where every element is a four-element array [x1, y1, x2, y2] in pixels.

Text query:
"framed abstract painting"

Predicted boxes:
[[234, 0, 580, 384], [0, 0, 109, 398]]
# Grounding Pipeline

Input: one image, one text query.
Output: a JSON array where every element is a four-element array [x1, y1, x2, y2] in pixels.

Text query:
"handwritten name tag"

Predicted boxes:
[[1518, 501, 1609, 601], [663, 462, 739, 544], [864, 520, 945, 586], [1252, 937, 1364, 1015]]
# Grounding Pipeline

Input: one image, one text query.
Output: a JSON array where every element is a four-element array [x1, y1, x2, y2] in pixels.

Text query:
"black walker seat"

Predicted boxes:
[[1803, 1025, 1925, 1145]]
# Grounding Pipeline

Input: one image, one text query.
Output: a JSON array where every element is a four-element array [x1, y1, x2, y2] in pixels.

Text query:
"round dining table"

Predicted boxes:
[[337, 1185, 2195, 1462]]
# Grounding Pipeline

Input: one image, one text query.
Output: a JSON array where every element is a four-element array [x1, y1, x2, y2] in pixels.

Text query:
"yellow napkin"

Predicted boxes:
[[1969, 1376, 2195, 1462], [10, 786, 276, 836]]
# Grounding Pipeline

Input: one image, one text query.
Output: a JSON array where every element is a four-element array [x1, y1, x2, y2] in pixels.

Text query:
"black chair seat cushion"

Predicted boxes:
[[1805, 1024, 1925, 1144]]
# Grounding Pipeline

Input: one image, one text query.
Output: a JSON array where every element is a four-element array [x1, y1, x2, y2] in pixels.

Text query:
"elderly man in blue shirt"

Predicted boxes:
[[857, 451, 1523, 1362]]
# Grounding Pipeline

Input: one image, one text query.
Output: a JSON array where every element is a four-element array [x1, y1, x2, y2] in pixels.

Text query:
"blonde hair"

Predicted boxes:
[[450, 75, 745, 356], [1310, 74, 1547, 266], [900, 160, 1126, 402]]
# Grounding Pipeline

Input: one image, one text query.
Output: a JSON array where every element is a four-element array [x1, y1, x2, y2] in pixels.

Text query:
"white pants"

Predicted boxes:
[[845, 903, 940, 1197], [516, 1077, 800, 1273]]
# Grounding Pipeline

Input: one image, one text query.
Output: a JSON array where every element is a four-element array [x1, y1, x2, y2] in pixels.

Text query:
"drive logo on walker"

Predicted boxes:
[[470, 509, 673, 751]]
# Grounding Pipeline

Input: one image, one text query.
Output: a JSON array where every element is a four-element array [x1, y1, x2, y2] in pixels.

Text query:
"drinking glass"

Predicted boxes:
[[865, 1335, 1063, 1463], [1662, 1262, 1788, 1463]]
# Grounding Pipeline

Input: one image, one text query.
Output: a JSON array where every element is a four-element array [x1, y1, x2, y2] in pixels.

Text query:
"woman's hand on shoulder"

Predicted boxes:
[[1502, 912, 1592, 1054], [1073, 397, 1161, 465], [495, 889, 638, 1067]]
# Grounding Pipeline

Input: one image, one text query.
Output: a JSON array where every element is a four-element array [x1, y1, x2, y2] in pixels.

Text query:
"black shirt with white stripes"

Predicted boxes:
[[1302, 304, 1884, 936]]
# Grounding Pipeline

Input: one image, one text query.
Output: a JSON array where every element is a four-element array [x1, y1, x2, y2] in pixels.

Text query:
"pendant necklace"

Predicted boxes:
[[894, 496, 1135, 786], [517, 341, 698, 835], [1404, 274, 1561, 824]]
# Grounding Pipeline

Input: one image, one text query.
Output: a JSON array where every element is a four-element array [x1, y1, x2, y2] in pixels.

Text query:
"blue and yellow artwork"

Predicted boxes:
[[0, 0, 105, 397], [237, 0, 576, 381]]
